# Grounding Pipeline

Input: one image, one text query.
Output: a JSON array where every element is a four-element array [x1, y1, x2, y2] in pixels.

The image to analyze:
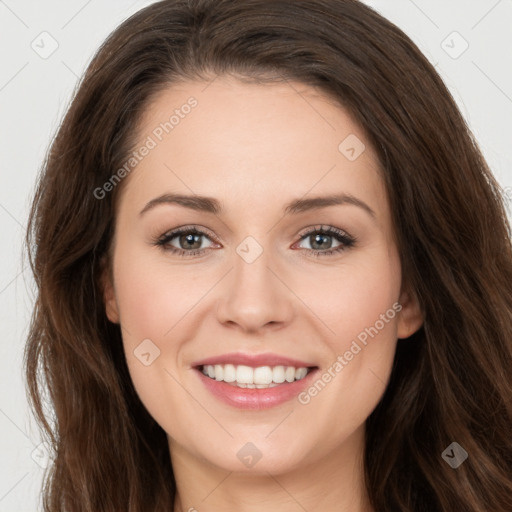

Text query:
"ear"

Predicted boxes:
[[99, 255, 120, 324], [396, 285, 423, 339]]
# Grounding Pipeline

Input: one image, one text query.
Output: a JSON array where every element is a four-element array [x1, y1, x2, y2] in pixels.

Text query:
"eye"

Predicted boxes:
[[153, 226, 218, 257], [294, 225, 356, 257], [152, 224, 357, 258]]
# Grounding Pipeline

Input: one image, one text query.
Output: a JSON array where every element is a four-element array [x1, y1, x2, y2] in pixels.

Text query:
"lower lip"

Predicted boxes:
[[196, 368, 319, 410]]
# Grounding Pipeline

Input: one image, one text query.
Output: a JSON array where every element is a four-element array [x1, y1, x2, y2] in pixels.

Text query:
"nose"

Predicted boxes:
[[215, 243, 294, 334]]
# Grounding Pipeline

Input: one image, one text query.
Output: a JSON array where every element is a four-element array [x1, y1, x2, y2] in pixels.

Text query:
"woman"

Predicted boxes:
[[24, 0, 512, 511]]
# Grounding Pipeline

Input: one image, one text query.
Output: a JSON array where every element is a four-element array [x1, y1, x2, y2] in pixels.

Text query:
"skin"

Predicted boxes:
[[102, 75, 423, 512]]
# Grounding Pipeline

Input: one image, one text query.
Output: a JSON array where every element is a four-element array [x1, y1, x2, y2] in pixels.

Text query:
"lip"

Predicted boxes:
[[191, 352, 315, 368], [195, 367, 319, 410], [192, 353, 319, 410]]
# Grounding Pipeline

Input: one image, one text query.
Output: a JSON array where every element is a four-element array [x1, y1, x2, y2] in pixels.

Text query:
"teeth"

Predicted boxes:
[[223, 364, 236, 383], [236, 365, 253, 384], [273, 365, 286, 383], [254, 366, 273, 384], [295, 367, 308, 380], [214, 364, 224, 381], [201, 364, 311, 387], [285, 366, 296, 382]]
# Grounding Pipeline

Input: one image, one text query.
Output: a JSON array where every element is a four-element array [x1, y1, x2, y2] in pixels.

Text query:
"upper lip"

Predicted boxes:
[[192, 352, 317, 369]]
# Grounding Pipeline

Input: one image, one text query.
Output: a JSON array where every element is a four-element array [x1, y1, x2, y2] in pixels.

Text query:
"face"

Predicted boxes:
[[102, 76, 423, 475]]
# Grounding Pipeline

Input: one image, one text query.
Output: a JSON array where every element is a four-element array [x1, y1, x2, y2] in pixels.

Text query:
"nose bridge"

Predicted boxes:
[[215, 234, 293, 331], [234, 236, 271, 288]]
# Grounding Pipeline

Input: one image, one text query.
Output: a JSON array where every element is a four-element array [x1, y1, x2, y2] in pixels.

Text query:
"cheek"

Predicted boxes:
[[111, 245, 214, 405], [113, 246, 204, 341], [335, 252, 401, 370], [111, 249, 196, 432], [295, 248, 401, 422], [300, 245, 401, 347]]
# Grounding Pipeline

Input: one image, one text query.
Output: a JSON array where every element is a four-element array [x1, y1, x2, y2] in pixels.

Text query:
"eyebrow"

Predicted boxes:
[[139, 192, 376, 219]]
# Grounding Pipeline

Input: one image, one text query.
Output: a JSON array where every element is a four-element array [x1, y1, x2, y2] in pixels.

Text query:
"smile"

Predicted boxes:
[[192, 353, 319, 409]]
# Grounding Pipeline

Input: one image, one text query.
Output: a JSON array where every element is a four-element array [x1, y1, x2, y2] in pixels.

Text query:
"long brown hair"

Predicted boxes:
[[24, 1, 512, 510]]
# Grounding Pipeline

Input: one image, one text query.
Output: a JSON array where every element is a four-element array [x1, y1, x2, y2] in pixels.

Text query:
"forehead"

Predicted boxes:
[[118, 77, 387, 223]]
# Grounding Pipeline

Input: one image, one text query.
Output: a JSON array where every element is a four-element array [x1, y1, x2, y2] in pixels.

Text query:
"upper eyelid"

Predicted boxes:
[[298, 224, 350, 237], [160, 225, 218, 242]]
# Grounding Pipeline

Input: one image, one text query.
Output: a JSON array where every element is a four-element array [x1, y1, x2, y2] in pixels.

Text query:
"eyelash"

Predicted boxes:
[[152, 224, 357, 258]]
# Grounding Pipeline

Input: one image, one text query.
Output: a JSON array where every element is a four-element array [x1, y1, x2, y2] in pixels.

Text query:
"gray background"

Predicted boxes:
[[1, 0, 511, 510]]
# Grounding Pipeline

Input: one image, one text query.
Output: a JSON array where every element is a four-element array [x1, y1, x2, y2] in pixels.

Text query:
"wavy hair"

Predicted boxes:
[[24, 0, 512, 510]]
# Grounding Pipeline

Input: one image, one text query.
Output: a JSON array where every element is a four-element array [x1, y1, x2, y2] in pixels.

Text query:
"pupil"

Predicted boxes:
[[181, 233, 201, 250], [311, 234, 331, 250]]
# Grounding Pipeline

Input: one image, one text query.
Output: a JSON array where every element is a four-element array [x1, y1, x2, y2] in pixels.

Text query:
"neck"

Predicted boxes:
[[169, 425, 375, 512]]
